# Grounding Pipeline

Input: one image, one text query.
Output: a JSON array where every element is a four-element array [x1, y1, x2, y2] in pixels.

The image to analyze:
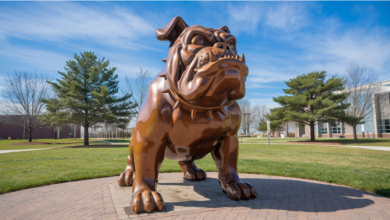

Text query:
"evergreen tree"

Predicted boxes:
[[268, 71, 350, 141], [258, 115, 281, 135], [47, 52, 137, 145], [257, 118, 267, 133], [39, 98, 71, 139]]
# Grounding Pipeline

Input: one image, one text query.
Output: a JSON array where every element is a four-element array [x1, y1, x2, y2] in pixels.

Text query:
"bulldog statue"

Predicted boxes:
[[118, 16, 256, 214]]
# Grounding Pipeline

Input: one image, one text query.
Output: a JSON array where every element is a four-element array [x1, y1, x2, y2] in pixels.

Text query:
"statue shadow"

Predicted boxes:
[[158, 177, 378, 213]]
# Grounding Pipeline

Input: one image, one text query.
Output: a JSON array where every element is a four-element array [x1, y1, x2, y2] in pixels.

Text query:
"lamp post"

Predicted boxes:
[[242, 112, 250, 136], [267, 120, 270, 145]]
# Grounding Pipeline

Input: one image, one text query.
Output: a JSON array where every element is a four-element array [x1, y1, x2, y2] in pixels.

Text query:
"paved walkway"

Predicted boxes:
[[0, 148, 47, 154], [342, 145, 390, 151], [1, 172, 389, 220], [241, 142, 390, 151]]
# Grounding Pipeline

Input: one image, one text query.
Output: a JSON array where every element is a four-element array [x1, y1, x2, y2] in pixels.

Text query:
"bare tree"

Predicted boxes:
[[238, 100, 257, 135], [280, 121, 296, 137], [69, 123, 80, 139], [124, 69, 152, 113], [0, 71, 53, 142], [252, 104, 268, 134], [344, 63, 379, 140]]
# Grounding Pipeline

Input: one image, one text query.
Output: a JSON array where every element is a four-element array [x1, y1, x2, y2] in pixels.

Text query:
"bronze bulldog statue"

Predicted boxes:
[[118, 16, 256, 214]]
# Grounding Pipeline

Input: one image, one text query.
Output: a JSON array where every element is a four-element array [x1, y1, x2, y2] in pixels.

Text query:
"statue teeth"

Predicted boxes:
[[240, 53, 245, 63]]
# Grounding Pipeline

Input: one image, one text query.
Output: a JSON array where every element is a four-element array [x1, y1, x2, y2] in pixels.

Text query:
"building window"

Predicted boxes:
[[331, 123, 341, 134], [380, 119, 390, 133], [319, 123, 327, 134]]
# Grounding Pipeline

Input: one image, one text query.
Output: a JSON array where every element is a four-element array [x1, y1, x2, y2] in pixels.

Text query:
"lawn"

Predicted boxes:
[[0, 139, 102, 150], [1, 143, 389, 198]]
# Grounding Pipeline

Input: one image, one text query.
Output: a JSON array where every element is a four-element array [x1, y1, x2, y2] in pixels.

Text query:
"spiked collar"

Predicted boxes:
[[159, 73, 231, 120]]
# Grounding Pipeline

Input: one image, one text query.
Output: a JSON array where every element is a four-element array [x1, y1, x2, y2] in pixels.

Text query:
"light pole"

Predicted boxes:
[[242, 112, 250, 135], [267, 120, 270, 145]]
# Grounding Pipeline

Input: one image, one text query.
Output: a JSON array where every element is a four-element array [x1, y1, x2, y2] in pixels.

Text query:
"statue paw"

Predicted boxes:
[[224, 181, 257, 200], [131, 190, 164, 214], [118, 169, 135, 186], [183, 168, 207, 181]]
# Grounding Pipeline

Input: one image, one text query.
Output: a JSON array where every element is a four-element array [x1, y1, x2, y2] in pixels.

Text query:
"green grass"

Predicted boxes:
[[0, 139, 101, 150], [1, 143, 390, 198]]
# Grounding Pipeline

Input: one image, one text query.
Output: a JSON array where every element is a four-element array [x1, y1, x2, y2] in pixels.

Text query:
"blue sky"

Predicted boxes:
[[1, 1, 390, 107]]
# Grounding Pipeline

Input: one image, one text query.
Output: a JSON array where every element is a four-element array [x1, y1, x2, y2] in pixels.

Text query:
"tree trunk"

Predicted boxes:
[[310, 122, 315, 141], [84, 126, 89, 146], [28, 129, 33, 142], [57, 126, 61, 139], [353, 125, 358, 141]]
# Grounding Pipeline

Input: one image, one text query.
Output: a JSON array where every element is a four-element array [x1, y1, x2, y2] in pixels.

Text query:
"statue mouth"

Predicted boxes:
[[195, 52, 246, 72], [177, 50, 248, 103]]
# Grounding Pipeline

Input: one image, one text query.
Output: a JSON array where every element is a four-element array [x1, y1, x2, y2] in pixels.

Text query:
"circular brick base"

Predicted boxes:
[[1, 172, 389, 220]]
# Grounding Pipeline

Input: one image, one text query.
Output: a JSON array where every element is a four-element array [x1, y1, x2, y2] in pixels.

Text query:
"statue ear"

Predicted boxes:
[[219, 26, 230, 34], [156, 16, 189, 46]]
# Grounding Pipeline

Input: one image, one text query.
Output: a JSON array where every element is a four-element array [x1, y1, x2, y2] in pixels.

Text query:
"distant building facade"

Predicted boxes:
[[300, 79, 390, 138], [0, 115, 80, 139]]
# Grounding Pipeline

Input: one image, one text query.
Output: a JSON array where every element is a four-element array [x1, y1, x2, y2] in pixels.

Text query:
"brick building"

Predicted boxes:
[[300, 79, 390, 138], [0, 116, 81, 139]]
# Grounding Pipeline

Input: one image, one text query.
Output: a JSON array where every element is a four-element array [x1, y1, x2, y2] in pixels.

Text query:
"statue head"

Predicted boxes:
[[156, 17, 248, 109]]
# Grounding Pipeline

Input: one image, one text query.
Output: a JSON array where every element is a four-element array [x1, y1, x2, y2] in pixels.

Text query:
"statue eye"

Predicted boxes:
[[191, 36, 207, 46]]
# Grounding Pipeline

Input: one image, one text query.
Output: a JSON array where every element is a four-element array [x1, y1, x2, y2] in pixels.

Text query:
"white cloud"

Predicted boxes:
[[247, 97, 281, 108], [0, 2, 155, 49], [227, 3, 263, 34], [227, 2, 311, 34], [0, 43, 70, 73], [264, 3, 310, 32]]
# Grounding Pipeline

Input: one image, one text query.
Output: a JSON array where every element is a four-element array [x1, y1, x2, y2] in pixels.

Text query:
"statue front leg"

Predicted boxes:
[[130, 135, 167, 214], [212, 134, 257, 200]]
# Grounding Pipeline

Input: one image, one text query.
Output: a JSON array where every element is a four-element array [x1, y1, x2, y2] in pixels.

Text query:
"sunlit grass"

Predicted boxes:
[[1, 143, 389, 198]]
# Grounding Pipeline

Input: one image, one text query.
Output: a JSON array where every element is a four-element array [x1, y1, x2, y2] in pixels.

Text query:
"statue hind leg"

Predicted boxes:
[[178, 161, 207, 181]]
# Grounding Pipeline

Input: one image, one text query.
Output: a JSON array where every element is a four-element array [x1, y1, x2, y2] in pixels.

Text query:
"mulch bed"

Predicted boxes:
[[287, 141, 343, 145]]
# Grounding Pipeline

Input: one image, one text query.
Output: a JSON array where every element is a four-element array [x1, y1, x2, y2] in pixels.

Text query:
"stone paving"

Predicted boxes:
[[1, 172, 390, 220]]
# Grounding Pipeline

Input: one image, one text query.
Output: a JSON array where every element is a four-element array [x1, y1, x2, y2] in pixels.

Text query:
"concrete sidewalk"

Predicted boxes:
[[0, 148, 47, 154], [1, 172, 389, 220], [241, 141, 390, 151]]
